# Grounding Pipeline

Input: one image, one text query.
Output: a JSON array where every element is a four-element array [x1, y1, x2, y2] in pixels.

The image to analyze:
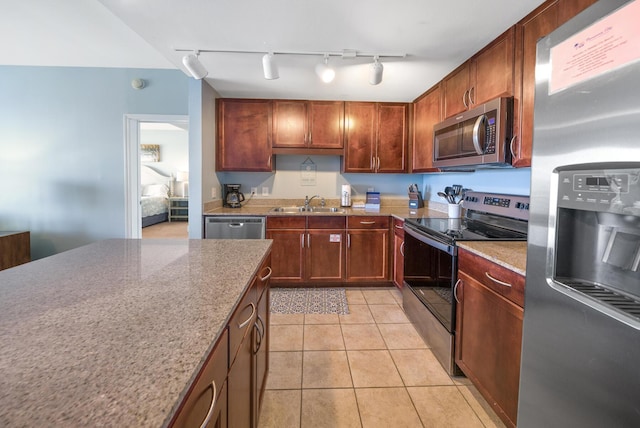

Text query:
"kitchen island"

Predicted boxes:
[[0, 239, 272, 427]]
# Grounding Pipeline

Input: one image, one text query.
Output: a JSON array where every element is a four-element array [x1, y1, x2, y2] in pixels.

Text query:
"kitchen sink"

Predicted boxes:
[[269, 206, 346, 214], [270, 206, 309, 213], [308, 207, 346, 213]]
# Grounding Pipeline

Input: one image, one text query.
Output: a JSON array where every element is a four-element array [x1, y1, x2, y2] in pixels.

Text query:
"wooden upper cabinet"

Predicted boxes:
[[216, 98, 274, 172], [377, 103, 408, 173], [443, 26, 515, 118], [411, 85, 441, 172], [512, 0, 596, 167], [343, 102, 377, 173], [272, 100, 344, 152], [343, 102, 408, 173]]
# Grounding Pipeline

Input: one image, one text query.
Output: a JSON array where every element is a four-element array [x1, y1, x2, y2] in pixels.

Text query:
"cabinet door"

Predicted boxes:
[[471, 26, 515, 107], [558, 0, 598, 24], [306, 229, 345, 282], [308, 101, 344, 149], [412, 85, 441, 172], [217, 99, 273, 171], [514, 1, 559, 168], [253, 282, 270, 427], [392, 219, 404, 289], [376, 103, 408, 173], [455, 271, 523, 428], [442, 62, 471, 118], [343, 102, 376, 173], [171, 330, 229, 428], [272, 100, 308, 148], [266, 229, 305, 282], [228, 325, 253, 428], [346, 229, 389, 281]]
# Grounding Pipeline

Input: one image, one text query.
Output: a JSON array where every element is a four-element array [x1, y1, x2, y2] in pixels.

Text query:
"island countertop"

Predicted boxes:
[[0, 239, 272, 427]]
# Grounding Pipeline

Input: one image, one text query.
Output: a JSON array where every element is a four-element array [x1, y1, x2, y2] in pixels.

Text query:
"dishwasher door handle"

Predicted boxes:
[[228, 223, 244, 228]]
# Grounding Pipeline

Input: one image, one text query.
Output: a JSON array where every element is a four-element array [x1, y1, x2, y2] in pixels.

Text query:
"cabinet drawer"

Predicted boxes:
[[458, 248, 525, 307], [171, 329, 228, 428], [229, 278, 257, 366], [392, 217, 404, 237], [347, 216, 390, 229], [307, 215, 345, 229], [266, 216, 306, 229]]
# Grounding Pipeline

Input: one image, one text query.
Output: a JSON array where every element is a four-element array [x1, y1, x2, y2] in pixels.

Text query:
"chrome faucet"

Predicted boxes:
[[304, 195, 320, 209]]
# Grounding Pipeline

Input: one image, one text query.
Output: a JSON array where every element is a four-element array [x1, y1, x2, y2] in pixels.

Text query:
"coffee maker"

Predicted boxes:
[[223, 184, 245, 208]]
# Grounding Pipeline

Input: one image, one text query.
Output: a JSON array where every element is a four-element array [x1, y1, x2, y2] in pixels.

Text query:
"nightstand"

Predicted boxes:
[[168, 197, 189, 222]]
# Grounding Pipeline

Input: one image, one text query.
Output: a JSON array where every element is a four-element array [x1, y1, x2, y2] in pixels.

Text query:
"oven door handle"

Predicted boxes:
[[404, 224, 456, 255]]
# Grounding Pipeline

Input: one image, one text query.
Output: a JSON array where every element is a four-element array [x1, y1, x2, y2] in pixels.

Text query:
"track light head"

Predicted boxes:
[[182, 52, 208, 79], [315, 54, 335, 83], [262, 53, 279, 80], [369, 56, 383, 85]]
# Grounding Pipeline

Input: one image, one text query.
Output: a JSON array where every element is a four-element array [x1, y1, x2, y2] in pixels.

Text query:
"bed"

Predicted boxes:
[[141, 165, 170, 227]]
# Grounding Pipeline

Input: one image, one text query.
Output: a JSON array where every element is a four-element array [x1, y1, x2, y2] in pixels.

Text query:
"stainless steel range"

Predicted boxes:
[[402, 191, 529, 375]]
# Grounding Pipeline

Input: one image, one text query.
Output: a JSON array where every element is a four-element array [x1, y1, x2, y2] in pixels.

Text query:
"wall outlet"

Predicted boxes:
[[262, 187, 269, 196], [211, 187, 217, 198], [251, 187, 258, 195], [368, 187, 374, 192]]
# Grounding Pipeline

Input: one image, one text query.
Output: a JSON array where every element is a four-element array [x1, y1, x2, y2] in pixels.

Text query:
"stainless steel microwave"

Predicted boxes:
[[433, 97, 513, 169]]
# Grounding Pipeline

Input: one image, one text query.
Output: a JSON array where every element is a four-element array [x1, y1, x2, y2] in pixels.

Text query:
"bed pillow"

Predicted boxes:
[[142, 184, 169, 197]]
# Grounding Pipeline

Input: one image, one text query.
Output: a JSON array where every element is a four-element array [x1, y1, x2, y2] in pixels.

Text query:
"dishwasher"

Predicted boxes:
[[204, 216, 266, 239]]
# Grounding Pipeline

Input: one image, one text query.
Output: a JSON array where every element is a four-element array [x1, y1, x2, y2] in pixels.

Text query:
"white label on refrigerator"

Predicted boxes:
[[549, 0, 640, 94]]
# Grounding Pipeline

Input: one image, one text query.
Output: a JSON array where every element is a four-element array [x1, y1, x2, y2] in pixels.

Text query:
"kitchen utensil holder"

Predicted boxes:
[[448, 203, 462, 218], [409, 191, 424, 209]]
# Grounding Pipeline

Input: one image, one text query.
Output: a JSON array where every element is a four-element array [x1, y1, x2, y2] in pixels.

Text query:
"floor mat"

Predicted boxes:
[[270, 288, 350, 315]]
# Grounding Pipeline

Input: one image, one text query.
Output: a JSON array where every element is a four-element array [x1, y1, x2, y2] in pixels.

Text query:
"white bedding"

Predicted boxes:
[[141, 195, 169, 217]]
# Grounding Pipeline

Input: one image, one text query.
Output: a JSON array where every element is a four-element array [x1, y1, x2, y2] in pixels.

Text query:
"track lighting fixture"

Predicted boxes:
[[369, 56, 383, 85], [182, 51, 208, 80], [315, 54, 335, 83], [175, 48, 405, 83], [262, 53, 279, 80]]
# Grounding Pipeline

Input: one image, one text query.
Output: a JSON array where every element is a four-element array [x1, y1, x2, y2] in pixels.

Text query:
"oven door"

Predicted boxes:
[[403, 224, 457, 333]]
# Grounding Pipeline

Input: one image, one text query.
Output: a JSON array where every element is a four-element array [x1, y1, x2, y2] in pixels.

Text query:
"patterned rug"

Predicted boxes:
[[270, 288, 350, 315]]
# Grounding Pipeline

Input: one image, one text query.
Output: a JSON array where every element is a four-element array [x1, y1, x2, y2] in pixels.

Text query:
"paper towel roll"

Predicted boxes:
[[341, 184, 351, 207]]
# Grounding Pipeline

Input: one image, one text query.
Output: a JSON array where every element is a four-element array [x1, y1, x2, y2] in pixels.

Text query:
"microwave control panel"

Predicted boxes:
[[557, 167, 640, 214]]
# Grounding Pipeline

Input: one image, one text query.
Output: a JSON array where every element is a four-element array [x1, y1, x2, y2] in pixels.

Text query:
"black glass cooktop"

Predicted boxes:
[[405, 216, 527, 243]]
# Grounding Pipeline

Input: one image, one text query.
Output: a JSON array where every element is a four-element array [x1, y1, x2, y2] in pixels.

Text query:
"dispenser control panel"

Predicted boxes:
[[557, 167, 640, 214]]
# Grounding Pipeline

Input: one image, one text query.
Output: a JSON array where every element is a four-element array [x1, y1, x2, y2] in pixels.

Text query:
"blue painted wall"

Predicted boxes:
[[0, 66, 189, 259]]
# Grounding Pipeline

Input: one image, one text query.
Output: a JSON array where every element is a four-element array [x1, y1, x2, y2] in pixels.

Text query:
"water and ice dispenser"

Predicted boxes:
[[551, 164, 640, 327]]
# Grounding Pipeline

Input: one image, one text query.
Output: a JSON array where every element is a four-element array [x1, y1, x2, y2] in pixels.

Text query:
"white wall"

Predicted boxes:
[[140, 128, 189, 178]]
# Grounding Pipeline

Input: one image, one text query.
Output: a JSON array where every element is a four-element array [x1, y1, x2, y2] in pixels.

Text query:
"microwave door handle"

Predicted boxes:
[[472, 114, 487, 155]]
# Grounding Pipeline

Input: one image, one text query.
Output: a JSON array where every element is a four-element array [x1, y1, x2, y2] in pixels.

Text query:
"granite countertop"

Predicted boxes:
[[458, 241, 527, 275], [203, 198, 449, 221], [0, 239, 272, 427]]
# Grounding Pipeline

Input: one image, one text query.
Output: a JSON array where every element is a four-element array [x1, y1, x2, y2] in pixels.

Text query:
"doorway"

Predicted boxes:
[[124, 114, 189, 239]]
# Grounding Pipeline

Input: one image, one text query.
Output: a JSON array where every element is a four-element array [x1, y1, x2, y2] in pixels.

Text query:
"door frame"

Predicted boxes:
[[124, 114, 189, 238]]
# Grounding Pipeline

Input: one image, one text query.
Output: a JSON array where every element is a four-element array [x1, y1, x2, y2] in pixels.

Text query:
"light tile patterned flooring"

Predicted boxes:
[[259, 287, 507, 428]]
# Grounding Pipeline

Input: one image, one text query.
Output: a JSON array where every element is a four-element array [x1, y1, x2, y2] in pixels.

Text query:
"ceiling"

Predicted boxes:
[[3, 0, 546, 102]]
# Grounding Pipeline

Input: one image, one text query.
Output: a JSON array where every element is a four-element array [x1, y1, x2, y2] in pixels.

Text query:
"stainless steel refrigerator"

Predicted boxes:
[[519, 0, 640, 426]]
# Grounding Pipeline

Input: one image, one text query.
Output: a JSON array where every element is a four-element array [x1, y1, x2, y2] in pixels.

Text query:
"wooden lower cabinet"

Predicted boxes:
[[267, 216, 345, 284], [172, 254, 271, 428], [346, 216, 390, 282], [170, 330, 229, 428], [392, 218, 405, 289], [0, 231, 30, 270], [455, 249, 524, 428]]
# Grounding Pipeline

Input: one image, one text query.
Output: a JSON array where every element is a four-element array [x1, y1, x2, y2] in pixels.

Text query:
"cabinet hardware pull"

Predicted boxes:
[[307, 233, 310, 248], [260, 266, 272, 281], [462, 90, 468, 108], [347, 234, 351, 248], [301, 233, 305, 249], [370, 156, 374, 170], [453, 279, 462, 304], [509, 135, 518, 159], [199, 380, 217, 428], [395, 224, 404, 229], [254, 315, 265, 354], [485, 272, 512, 287], [469, 86, 475, 105], [360, 221, 376, 225], [238, 302, 256, 329], [400, 241, 405, 257]]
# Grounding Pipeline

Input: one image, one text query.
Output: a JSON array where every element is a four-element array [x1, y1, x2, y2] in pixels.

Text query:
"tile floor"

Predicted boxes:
[[259, 287, 507, 428]]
